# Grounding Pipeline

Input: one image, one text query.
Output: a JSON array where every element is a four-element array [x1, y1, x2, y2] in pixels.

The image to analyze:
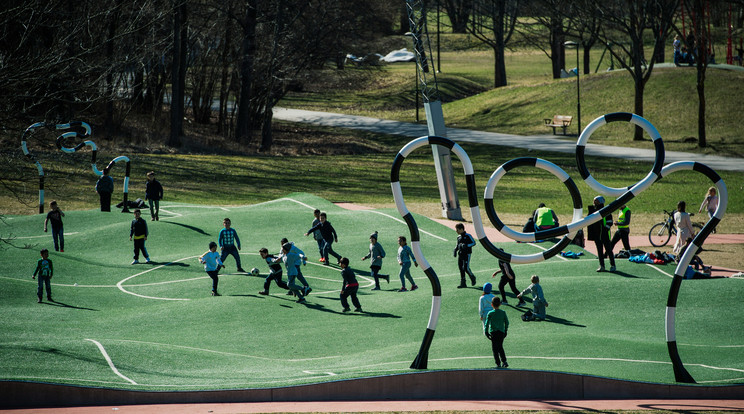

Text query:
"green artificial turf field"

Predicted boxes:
[[1, 193, 742, 390]]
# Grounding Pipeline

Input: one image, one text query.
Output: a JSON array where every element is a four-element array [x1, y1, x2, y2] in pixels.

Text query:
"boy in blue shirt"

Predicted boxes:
[[219, 218, 245, 273], [199, 241, 223, 296]]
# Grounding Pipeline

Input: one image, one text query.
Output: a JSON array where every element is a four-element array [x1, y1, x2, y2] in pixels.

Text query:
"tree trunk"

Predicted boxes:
[[259, 107, 273, 152], [550, 16, 564, 79], [235, 0, 257, 144], [493, 47, 506, 87], [697, 80, 706, 147], [583, 45, 591, 75], [633, 79, 645, 141], [169, 0, 187, 147]]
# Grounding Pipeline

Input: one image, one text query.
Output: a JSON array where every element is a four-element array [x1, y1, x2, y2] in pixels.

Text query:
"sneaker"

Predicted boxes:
[[470, 276, 476, 286], [60, 249, 64, 253], [501, 299, 508, 305], [596, 266, 605, 272], [457, 284, 467, 289], [517, 300, 527, 307], [151, 217, 156, 221], [371, 287, 381, 291], [323, 262, 330, 266], [342, 308, 351, 312], [496, 363, 501, 368], [131, 260, 139, 265], [297, 298, 307, 304], [286, 291, 295, 296], [410, 285, 418, 291], [237, 268, 246, 273], [145, 258, 151, 264], [398, 287, 408, 292], [503, 362, 509, 368], [155, 215, 159, 221], [609, 265, 616, 272], [354, 307, 363, 312], [47, 296, 52, 301], [319, 258, 325, 262], [383, 275, 390, 283], [258, 291, 269, 295], [304, 287, 313, 296], [211, 291, 220, 296], [37, 298, 42, 303]]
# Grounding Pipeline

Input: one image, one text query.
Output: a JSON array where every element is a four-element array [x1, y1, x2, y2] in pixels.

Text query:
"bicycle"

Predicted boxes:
[[647, 209, 704, 247]]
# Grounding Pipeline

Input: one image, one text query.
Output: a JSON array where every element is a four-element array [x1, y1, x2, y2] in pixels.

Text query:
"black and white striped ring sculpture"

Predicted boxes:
[[391, 112, 726, 383], [21, 121, 132, 213]]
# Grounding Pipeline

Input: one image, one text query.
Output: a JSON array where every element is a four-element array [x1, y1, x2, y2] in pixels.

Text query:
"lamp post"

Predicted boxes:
[[564, 41, 581, 136]]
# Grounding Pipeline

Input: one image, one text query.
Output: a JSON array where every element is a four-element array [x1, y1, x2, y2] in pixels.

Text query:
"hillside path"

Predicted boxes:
[[274, 107, 744, 172]]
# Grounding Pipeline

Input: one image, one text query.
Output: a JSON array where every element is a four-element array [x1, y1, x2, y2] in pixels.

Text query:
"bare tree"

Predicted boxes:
[[594, 0, 677, 141], [169, 0, 187, 147], [467, 0, 520, 87], [442, 0, 472, 33]]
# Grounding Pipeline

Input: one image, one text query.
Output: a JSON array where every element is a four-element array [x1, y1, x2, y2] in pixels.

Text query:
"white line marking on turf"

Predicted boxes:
[[85, 339, 137, 385], [13, 232, 80, 239], [109, 339, 341, 362], [645, 263, 674, 278], [116, 257, 198, 301], [302, 370, 337, 376], [364, 210, 447, 241], [524, 242, 568, 261]]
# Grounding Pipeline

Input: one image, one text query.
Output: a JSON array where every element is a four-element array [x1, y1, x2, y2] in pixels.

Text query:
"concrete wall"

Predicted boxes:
[[2, 370, 743, 409]]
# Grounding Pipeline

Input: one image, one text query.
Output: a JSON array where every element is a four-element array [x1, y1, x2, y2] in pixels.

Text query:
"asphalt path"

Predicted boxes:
[[273, 107, 744, 172]]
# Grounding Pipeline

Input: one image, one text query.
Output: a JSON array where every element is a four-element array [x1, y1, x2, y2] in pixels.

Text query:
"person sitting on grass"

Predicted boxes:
[[517, 275, 548, 321]]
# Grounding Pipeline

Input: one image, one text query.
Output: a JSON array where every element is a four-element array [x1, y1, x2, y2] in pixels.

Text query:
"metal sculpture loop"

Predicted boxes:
[[391, 112, 726, 383], [21, 121, 132, 213]]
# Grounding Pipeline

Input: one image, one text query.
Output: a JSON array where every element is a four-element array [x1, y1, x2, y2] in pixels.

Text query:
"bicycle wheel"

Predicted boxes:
[[692, 222, 704, 235], [649, 222, 672, 247]]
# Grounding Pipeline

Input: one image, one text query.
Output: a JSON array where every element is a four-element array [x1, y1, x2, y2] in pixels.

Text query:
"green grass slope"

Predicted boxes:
[[1, 193, 742, 390]]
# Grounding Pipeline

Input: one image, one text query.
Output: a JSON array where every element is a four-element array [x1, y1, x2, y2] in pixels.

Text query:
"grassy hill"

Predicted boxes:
[[1, 193, 742, 390]]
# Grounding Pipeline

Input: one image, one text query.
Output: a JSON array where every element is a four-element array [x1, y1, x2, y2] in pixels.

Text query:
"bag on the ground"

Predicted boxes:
[[521, 310, 534, 322]]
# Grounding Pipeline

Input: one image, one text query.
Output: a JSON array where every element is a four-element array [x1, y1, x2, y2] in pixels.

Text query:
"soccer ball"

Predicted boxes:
[[250, 267, 260, 276]]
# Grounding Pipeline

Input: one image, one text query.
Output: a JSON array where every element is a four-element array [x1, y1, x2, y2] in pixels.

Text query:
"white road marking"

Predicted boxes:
[[85, 339, 137, 385]]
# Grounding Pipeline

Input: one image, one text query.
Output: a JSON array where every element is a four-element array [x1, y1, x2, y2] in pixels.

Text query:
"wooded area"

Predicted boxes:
[[1, 0, 742, 150]]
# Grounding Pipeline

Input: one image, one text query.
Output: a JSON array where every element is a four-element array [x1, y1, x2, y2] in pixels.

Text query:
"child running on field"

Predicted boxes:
[[491, 253, 526, 307], [199, 241, 223, 296], [339, 257, 363, 312], [258, 248, 289, 295], [280, 243, 307, 304], [279, 238, 311, 297], [362, 231, 388, 290], [396, 236, 418, 292], [304, 212, 342, 266], [32, 248, 53, 303]]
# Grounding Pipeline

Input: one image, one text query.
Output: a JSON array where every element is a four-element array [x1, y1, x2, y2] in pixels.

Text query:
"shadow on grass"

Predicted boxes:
[[163, 221, 211, 236], [513, 307, 585, 328], [42, 300, 98, 311]]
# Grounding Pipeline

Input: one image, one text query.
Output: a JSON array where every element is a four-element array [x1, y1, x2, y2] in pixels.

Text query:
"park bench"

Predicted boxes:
[[544, 115, 573, 135]]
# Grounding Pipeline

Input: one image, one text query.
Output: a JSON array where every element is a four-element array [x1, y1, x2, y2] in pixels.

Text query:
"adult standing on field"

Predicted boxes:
[[145, 171, 163, 221], [95, 169, 114, 212], [590, 196, 615, 272], [673, 200, 695, 256], [609, 204, 631, 253]]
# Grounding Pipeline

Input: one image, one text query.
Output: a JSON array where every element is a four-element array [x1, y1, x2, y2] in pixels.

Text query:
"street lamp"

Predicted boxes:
[[564, 40, 581, 136]]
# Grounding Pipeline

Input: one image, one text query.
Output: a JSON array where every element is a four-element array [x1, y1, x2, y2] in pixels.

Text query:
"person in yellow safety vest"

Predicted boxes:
[[609, 204, 631, 253], [532, 203, 559, 231]]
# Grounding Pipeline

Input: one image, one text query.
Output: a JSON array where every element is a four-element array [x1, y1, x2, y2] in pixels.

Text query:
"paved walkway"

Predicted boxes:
[[274, 107, 744, 172], [9, 399, 744, 413]]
